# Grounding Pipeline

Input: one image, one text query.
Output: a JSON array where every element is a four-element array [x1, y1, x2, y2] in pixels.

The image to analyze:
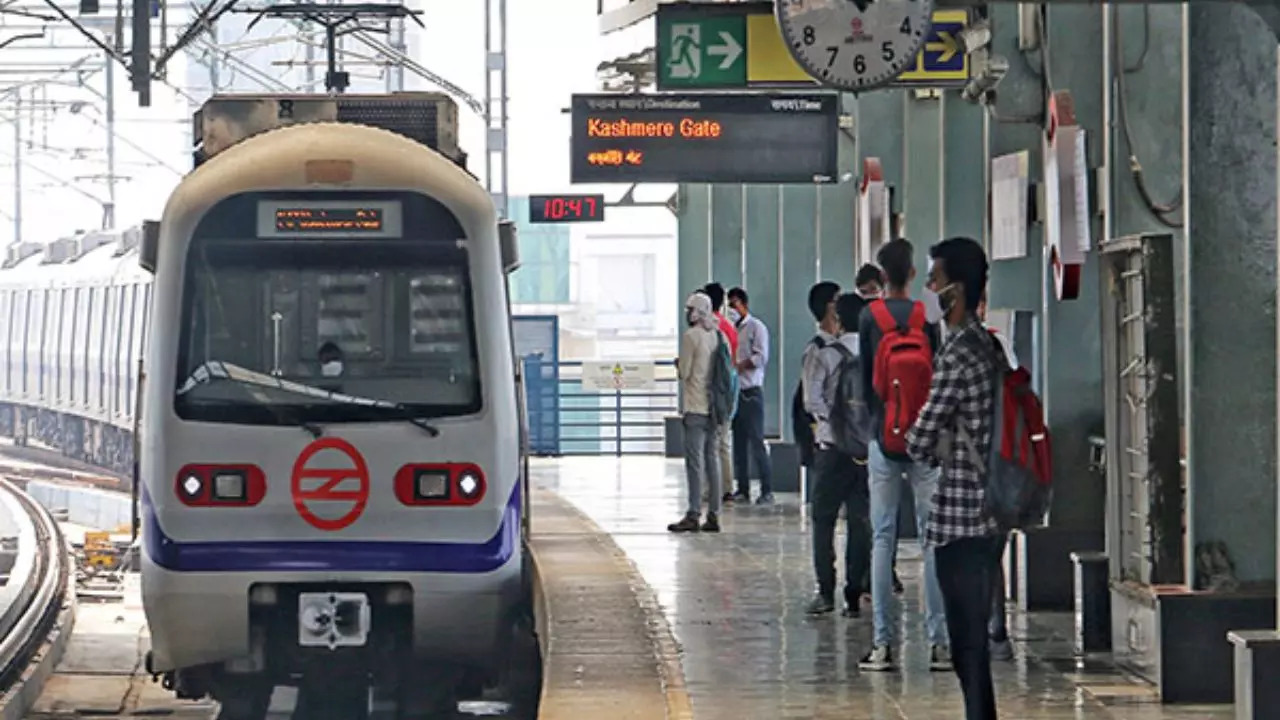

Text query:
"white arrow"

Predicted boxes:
[[707, 31, 743, 71]]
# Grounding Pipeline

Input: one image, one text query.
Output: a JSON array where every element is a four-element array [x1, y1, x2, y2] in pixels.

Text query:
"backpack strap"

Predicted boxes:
[[906, 301, 927, 331], [869, 299, 897, 334]]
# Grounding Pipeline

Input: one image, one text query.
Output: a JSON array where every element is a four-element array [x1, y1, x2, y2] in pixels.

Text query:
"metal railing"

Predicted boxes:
[[525, 359, 678, 457]]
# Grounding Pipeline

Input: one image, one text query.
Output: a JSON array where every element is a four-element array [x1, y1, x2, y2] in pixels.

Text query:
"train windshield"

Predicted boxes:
[[173, 237, 482, 426]]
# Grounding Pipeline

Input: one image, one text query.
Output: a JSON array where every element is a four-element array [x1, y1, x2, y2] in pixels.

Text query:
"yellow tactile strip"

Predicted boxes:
[[530, 486, 694, 720]]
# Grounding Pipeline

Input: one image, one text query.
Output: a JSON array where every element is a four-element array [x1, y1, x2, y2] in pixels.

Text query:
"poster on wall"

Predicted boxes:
[[990, 151, 1029, 261]]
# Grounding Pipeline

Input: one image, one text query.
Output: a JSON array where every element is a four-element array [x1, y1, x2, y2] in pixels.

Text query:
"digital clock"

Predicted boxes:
[[528, 194, 605, 224]]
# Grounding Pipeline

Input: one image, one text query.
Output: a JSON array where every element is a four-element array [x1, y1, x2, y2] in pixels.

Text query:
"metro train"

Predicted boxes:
[[0, 93, 535, 719]]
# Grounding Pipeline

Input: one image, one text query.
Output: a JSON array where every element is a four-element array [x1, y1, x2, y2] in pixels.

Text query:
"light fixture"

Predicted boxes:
[[414, 470, 450, 501], [181, 474, 203, 498], [458, 472, 481, 499], [212, 471, 246, 501]]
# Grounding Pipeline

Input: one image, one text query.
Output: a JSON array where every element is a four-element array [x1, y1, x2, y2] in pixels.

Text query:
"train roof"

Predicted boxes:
[[0, 226, 148, 288]]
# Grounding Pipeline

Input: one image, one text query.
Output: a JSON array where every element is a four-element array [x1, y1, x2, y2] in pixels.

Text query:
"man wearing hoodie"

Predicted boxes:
[[802, 288, 873, 617], [669, 292, 723, 533]]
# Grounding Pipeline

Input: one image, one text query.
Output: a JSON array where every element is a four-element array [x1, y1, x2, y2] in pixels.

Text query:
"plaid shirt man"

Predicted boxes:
[[905, 314, 1002, 546]]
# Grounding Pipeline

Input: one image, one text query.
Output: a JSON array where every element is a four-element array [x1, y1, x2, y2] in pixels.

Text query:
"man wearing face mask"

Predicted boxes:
[[907, 237, 1004, 720], [669, 292, 724, 534], [857, 238, 949, 673], [855, 263, 885, 300], [317, 342, 344, 388], [702, 283, 738, 505]]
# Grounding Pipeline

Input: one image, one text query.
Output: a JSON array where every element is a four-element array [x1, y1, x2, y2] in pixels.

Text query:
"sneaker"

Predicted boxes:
[[701, 512, 720, 533], [858, 645, 894, 671], [755, 492, 774, 505], [667, 513, 700, 533], [929, 645, 952, 671], [730, 491, 750, 503], [892, 569, 904, 595], [805, 595, 835, 616], [840, 602, 860, 618], [990, 637, 1014, 661]]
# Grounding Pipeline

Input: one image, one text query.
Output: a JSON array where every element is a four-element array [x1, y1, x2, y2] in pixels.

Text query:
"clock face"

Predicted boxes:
[[775, 0, 937, 91]]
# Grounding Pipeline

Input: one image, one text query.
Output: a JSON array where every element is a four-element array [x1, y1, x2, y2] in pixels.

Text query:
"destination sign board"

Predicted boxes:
[[570, 93, 839, 185], [257, 200, 402, 238]]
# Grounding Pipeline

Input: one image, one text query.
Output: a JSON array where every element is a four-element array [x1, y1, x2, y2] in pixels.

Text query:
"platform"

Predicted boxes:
[[532, 456, 1234, 720]]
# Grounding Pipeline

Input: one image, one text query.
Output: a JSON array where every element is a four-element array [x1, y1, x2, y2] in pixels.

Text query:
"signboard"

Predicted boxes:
[[582, 361, 656, 392], [655, 3, 971, 90], [990, 151, 1029, 261], [258, 200, 402, 238], [290, 437, 370, 531], [528, 194, 606, 224], [570, 93, 839, 184]]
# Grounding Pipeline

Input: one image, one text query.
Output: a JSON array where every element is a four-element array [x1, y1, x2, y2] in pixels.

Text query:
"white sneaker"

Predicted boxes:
[[858, 645, 894, 671]]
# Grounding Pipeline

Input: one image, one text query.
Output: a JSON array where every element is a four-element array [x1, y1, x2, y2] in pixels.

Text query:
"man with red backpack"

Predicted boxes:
[[856, 239, 950, 672]]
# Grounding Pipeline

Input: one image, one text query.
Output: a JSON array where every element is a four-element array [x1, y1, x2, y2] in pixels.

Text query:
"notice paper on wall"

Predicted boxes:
[[991, 151, 1029, 261]]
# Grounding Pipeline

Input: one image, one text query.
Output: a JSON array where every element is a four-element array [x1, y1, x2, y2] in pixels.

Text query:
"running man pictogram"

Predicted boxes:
[[669, 23, 701, 79]]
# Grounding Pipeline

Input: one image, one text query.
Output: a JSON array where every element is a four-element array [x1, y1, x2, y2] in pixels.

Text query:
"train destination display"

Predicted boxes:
[[259, 200, 402, 238], [570, 93, 838, 184]]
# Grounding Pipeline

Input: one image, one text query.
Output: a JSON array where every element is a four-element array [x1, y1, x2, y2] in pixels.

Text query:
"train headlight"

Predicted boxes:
[[180, 474, 203, 500], [413, 470, 450, 501], [212, 471, 246, 501], [458, 472, 482, 499]]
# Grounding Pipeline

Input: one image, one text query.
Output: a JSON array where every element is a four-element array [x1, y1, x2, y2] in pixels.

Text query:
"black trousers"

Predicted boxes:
[[732, 387, 773, 495], [936, 534, 1005, 720], [810, 448, 870, 605]]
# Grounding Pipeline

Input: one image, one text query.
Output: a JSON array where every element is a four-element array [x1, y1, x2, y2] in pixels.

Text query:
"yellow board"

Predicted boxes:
[[744, 9, 970, 87], [745, 13, 815, 86]]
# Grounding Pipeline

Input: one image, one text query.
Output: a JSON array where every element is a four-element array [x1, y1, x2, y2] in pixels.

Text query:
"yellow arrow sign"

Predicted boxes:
[[926, 31, 959, 64]]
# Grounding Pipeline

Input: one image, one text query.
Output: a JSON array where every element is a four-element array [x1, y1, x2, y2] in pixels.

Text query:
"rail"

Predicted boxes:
[[527, 360, 679, 457], [0, 475, 70, 697]]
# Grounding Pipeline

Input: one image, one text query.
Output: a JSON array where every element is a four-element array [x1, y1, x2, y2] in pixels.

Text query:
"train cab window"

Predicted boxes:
[[174, 207, 482, 427]]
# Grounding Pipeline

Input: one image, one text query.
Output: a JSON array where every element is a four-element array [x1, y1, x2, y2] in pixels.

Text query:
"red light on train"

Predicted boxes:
[[393, 463, 486, 507], [175, 464, 267, 507]]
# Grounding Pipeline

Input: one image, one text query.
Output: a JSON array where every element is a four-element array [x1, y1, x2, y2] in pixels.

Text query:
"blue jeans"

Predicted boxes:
[[868, 441, 948, 647]]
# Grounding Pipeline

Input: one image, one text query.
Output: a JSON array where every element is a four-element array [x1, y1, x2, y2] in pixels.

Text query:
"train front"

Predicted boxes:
[[138, 103, 523, 715]]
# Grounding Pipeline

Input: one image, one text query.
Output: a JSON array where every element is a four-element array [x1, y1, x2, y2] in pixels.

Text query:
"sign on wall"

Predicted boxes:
[[570, 92, 839, 184], [991, 151, 1030, 261], [582, 361, 656, 392]]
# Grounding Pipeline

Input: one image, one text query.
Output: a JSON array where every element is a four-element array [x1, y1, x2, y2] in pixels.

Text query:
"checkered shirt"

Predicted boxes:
[[906, 315, 1003, 547]]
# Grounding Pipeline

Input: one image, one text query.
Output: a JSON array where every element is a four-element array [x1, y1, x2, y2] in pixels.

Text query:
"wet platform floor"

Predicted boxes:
[[532, 456, 1233, 720]]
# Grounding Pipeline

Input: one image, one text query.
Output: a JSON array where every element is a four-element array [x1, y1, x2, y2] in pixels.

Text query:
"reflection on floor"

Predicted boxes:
[[533, 456, 1233, 720]]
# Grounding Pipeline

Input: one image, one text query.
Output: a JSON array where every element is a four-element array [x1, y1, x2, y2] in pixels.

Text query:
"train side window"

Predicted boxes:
[[20, 290, 32, 396], [39, 289, 53, 398], [121, 284, 136, 415], [101, 286, 115, 412]]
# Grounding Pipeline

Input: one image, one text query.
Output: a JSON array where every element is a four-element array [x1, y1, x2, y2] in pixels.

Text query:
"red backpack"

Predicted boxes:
[[869, 300, 933, 456], [982, 329, 1053, 529]]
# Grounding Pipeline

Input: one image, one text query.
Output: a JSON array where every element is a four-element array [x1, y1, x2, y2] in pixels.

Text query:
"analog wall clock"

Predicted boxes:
[[775, 0, 937, 92]]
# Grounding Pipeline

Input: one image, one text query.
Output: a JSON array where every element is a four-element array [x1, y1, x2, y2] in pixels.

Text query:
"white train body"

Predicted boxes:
[[0, 93, 530, 712]]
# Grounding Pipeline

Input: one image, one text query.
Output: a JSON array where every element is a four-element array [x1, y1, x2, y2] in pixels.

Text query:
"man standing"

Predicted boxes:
[[908, 237, 1004, 720], [858, 239, 949, 672], [801, 282, 871, 617], [726, 287, 774, 505], [703, 282, 738, 503], [669, 292, 723, 534]]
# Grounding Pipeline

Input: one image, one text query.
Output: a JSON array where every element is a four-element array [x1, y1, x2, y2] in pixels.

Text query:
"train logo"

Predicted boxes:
[[289, 437, 371, 531]]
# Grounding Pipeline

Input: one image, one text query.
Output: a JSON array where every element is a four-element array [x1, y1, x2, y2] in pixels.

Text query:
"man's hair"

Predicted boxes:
[[318, 341, 342, 361], [855, 263, 884, 289], [807, 281, 841, 322], [876, 239, 914, 289], [928, 237, 988, 313], [703, 282, 726, 312], [727, 286, 749, 306], [835, 293, 866, 333]]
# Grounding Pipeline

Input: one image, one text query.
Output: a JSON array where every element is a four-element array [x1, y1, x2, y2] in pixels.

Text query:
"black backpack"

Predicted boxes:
[[791, 336, 825, 467], [828, 343, 871, 459]]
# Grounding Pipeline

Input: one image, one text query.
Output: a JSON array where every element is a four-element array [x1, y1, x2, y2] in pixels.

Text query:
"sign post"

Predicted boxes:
[[582, 362, 657, 392], [655, 2, 971, 91]]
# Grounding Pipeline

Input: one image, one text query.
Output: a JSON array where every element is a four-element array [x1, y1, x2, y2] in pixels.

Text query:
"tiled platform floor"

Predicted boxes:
[[533, 456, 1233, 720]]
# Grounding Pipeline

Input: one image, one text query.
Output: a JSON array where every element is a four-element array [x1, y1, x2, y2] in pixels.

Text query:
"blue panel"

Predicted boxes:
[[743, 185, 781, 436], [513, 315, 560, 455]]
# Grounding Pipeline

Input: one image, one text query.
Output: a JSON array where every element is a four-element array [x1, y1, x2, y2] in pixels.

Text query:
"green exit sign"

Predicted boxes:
[[658, 14, 747, 88]]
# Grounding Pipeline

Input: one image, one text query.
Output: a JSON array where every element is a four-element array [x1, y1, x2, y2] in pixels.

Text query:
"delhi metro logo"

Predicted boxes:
[[290, 437, 371, 531]]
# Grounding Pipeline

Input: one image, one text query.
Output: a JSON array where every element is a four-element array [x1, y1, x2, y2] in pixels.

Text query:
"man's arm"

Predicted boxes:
[[906, 353, 962, 466], [678, 332, 694, 382], [801, 344, 831, 421], [859, 309, 876, 404], [740, 319, 769, 371]]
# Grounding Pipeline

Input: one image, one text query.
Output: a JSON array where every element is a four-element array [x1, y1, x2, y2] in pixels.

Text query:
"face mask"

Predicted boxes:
[[921, 288, 945, 324], [685, 309, 697, 326], [321, 361, 343, 377], [726, 307, 742, 324], [935, 283, 959, 317]]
